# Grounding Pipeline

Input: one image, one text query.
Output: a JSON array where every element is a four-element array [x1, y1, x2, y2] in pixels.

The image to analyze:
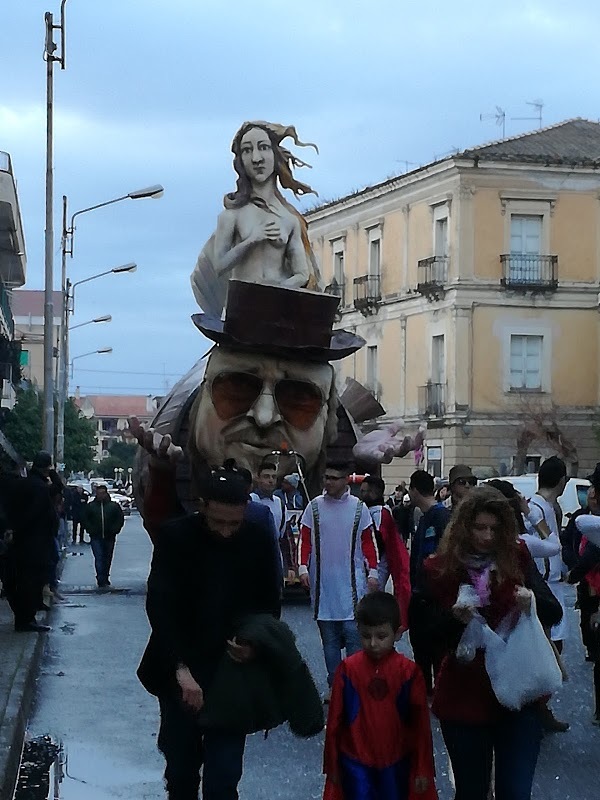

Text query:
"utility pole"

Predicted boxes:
[[42, 2, 67, 458]]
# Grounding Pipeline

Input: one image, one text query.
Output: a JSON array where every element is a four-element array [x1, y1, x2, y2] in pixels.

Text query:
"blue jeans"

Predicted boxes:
[[158, 696, 246, 800], [90, 536, 116, 586], [317, 619, 362, 686], [441, 706, 543, 800]]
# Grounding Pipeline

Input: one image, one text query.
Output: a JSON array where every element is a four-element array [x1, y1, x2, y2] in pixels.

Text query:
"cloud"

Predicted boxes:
[[5, 0, 600, 394]]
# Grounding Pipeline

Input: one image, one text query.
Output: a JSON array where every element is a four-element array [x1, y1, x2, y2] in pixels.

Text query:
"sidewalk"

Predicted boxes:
[[0, 594, 49, 800]]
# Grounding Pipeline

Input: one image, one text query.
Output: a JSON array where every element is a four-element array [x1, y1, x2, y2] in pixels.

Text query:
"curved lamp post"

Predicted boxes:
[[70, 347, 112, 380]]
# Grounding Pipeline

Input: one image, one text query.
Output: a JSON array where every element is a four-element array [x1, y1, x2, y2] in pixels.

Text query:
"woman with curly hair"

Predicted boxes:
[[191, 121, 322, 315], [423, 485, 556, 800]]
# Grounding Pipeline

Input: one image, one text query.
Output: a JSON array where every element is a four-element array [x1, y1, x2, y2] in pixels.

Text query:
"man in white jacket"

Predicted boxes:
[[529, 456, 570, 733]]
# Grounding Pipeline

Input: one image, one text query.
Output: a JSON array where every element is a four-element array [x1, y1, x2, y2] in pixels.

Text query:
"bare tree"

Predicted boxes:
[[514, 398, 579, 475]]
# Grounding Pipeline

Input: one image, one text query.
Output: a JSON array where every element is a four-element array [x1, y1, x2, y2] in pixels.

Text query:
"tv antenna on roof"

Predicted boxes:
[[512, 99, 544, 129], [479, 106, 506, 139], [395, 159, 418, 173]]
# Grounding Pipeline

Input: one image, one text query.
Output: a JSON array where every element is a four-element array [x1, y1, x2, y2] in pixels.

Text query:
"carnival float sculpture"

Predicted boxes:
[[134, 121, 424, 513]]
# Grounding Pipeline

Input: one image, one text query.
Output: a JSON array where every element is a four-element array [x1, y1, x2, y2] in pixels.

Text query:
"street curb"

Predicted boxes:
[[0, 630, 47, 800]]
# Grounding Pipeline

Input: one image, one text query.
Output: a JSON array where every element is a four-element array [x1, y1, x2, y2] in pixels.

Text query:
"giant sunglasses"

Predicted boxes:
[[209, 371, 325, 431]]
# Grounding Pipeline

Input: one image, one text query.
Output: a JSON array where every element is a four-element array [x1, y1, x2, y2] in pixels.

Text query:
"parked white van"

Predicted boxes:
[[480, 475, 591, 525]]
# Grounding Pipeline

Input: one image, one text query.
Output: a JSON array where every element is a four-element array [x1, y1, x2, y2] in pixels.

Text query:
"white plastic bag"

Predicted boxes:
[[484, 595, 563, 711], [456, 615, 485, 663]]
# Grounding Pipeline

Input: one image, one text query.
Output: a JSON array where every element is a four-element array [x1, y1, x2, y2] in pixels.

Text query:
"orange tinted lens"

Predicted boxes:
[[275, 380, 323, 430], [210, 372, 263, 420]]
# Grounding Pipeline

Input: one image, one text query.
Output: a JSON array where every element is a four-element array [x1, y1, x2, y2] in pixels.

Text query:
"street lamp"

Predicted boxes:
[[67, 263, 137, 313], [55, 262, 136, 470], [56, 184, 163, 470], [69, 314, 112, 331], [62, 185, 164, 260], [70, 347, 112, 379]]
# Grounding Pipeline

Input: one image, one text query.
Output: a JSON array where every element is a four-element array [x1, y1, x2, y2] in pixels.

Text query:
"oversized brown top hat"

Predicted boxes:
[[192, 280, 365, 362]]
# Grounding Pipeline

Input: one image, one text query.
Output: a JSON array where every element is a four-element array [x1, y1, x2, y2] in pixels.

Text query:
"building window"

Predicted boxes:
[[333, 250, 345, 286], [427, 446, 443, 478], [366, 345, 378, 396], [509, 214, 543, 281], [20, 349, 30, 366], [431, 334, 445, 385], [525, 455, 541, 473], [509, 334, 543, 390], [434, 217, 448, 258], [369, 238, 381, 278]]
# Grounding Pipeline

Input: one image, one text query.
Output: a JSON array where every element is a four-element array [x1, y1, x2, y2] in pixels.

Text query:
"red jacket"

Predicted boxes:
[[423, 545, 531, 725], [374, 506, 411, 629], [323, 650, 437, 800]]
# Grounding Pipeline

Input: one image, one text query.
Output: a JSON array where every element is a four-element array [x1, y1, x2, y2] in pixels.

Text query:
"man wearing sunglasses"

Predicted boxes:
[[298, 461, 379, 695], [446, 464, 478, 509]]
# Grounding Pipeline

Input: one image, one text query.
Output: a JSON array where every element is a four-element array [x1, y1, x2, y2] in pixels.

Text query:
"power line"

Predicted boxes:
[[74, 367, 185, 377], [73, 386, 169, 392]]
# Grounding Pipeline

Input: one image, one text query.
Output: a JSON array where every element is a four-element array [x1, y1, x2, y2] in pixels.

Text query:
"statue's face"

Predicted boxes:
[[193, 348, 334, 478], [239, 127, 275, 185]]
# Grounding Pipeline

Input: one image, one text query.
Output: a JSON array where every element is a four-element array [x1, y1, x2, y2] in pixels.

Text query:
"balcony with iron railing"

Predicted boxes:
[[416, 256, 448, 299], [324, 278, 346, 307], [418, 381, 446, 418], [353, 274, 381, 316], [0, 279, 14, 339], [500, 254, 558, 291], [0, 149, 26, 287]]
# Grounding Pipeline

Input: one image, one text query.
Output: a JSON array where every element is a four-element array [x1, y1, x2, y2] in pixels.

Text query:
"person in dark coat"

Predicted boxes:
[[137, 471, 281, 800], [5, 451, 58, 632], [82, 484, 124, 588], [69, 485, 89, 544]]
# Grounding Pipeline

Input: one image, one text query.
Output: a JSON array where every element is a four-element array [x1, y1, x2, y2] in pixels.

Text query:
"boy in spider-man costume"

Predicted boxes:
[[323, 592, 437, 800]]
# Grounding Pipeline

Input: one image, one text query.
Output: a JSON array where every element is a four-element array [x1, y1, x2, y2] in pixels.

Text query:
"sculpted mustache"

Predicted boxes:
[[223, 421, 289, 445]]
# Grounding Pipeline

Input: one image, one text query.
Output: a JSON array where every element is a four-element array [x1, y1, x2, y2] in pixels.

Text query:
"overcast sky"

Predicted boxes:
[[2, 0, 600, 396]]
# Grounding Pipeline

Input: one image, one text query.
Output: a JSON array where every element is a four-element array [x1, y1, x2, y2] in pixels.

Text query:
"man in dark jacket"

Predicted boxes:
[[137, 471, 281, 800], [82, 484, 124, 588], [407, 469, 451, 694], [6, 451, 57, 632]]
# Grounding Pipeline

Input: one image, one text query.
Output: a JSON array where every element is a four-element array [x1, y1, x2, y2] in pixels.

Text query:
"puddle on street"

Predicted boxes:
[[57, 742, 163, 798], [15, 738, 163, 799]]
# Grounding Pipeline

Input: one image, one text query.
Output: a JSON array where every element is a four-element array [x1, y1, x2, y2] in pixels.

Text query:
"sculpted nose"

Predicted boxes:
[[249, 390, 281, 428]]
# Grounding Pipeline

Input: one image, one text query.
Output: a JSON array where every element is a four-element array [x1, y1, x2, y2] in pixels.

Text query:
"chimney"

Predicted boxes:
[[75, 385, 81, 401]]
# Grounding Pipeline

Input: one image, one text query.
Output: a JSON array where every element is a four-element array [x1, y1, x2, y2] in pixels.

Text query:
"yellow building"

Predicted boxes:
[[307, 118, 600, 484]]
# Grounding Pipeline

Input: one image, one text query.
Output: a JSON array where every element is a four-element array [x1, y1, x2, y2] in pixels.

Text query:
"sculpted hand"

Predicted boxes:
[[129, 416, 183, 470], [353, 422, 426, 465], [515, 586, 533, 615], [250, 219, 282, 245], [176, 665, 204, 711], [367, 576, 379, 593]]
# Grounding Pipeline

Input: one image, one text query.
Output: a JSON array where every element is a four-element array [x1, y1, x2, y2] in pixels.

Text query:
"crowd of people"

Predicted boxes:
[[134, 427, 600, 800], [0, 454, 128, 630]]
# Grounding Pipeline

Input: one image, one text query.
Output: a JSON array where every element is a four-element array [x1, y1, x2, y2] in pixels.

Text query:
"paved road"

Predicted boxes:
[[24, 514, 600, 799]]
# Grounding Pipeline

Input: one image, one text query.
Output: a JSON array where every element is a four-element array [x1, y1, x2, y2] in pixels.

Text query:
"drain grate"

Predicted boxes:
[[13, 736, 61, 799]]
